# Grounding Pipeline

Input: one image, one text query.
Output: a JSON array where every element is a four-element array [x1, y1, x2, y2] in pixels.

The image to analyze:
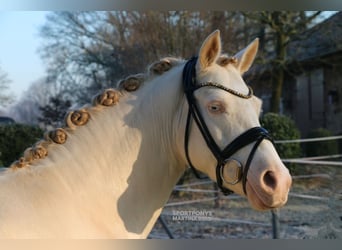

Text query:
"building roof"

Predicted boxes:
[[246, 12, 342, 79], [287, 11, 342, 62]]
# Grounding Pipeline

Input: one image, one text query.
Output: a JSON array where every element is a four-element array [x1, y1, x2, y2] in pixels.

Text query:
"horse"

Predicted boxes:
[[0, 30, 292, 238]]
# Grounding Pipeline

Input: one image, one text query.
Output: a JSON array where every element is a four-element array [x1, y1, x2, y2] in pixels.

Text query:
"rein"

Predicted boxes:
[[182, 57, 273, 195]]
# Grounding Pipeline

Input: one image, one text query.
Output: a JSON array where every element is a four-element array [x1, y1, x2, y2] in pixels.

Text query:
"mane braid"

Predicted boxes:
[[8, 57, 182, 171]]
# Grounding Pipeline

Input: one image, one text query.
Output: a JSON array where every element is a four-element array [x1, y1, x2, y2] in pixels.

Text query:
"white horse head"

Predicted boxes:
[[176, 30, 292, 210]]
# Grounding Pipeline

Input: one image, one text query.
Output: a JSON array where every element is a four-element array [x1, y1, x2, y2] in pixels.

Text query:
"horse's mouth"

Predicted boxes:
[[245, 182, 288, 211]]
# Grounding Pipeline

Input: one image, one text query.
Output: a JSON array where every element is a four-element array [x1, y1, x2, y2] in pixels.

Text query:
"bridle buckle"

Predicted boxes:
[[220, 159, 243, 185]]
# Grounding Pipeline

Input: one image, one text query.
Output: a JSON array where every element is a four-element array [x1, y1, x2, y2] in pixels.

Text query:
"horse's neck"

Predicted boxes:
[[0, 66, 187, 238], [112, 73, 188, 237]]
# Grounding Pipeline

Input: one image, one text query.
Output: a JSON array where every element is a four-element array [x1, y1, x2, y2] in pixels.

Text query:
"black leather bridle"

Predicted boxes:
[[182, 57, 273, 195]]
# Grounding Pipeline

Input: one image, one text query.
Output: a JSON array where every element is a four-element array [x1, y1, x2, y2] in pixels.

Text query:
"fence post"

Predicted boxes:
[[271, 209, 280, 239], [213, 182, 221, 208], [158, 216, 174, 239]]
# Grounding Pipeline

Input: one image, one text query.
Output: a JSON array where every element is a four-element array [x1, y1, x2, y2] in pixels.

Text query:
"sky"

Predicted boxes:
[[0, 11, 49, 101]]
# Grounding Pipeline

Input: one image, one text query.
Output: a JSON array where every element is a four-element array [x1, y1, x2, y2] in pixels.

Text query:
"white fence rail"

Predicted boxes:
[[274, 135, 342, 144]]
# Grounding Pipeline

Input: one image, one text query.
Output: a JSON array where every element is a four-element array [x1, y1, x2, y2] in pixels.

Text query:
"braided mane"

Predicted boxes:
[[8, 57, 184, 170], [7, 53, 238, 171]]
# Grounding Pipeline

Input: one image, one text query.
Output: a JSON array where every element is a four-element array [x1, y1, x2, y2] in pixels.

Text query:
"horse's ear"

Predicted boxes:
[[197, 30, 221, 70], [234, 38, 259, 74]]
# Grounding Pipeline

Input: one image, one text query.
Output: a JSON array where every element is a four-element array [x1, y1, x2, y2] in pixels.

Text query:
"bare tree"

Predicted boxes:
[[39, 10, 329, 113], [0, 66, 14, 108], [8, 77, 59, 125], [38, 95, 71, 129], [39, 12, 137, 104], [39, 11, 258, 105], [243, 11, 323, 113]]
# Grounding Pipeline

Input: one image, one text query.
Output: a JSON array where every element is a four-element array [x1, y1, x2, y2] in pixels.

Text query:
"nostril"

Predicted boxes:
[[263, 171, 277, 190]]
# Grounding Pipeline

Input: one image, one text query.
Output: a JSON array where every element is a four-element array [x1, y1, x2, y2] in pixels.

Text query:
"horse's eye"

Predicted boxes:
[[207, 102, 225, 114]]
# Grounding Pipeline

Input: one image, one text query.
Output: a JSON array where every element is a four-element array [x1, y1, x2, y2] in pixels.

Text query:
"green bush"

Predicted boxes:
[[260, 113, 301, 174], [261, 113, 302, 159], [0, 124, 44, 167], [305, 128, 338, 157]]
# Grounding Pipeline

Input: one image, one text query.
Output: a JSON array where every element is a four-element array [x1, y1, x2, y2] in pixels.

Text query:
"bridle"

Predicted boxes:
[[182, 57, 273, 195]]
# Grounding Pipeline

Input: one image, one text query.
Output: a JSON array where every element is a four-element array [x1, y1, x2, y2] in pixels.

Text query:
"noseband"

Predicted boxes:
[[182, 57, 273, 195]]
